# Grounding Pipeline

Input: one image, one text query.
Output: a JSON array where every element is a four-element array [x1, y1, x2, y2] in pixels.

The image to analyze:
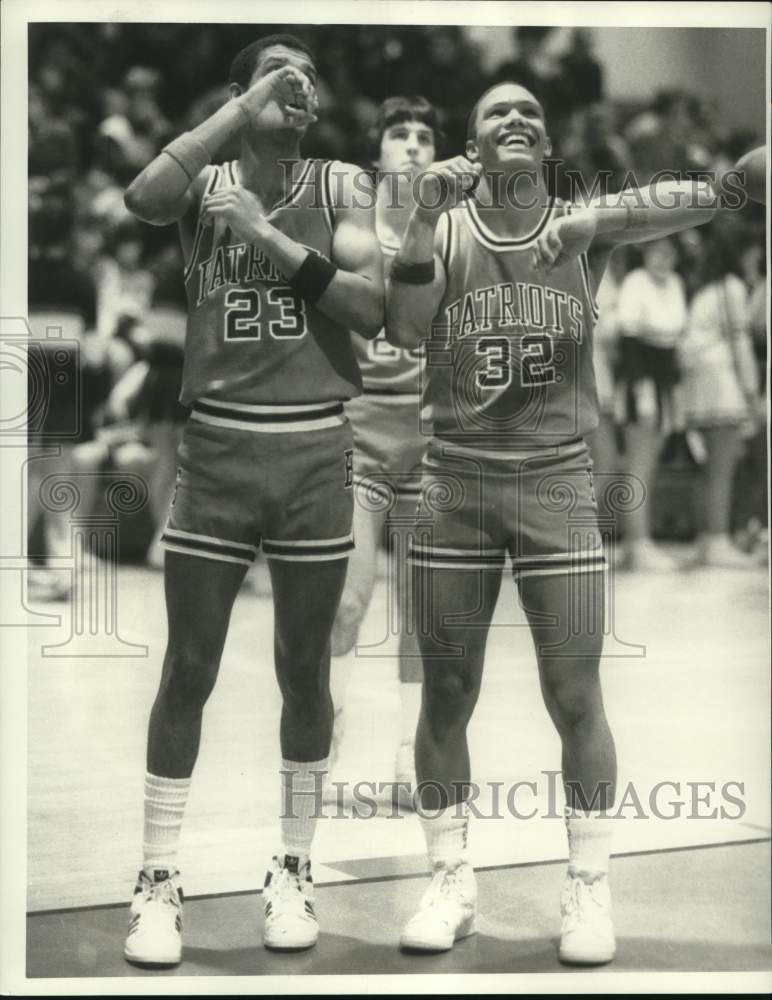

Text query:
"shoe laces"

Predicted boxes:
[[424, 864, 466, 908], [562, 875, 602, 929], [269, 864, 310, 909], [140, 876, 179, 908]]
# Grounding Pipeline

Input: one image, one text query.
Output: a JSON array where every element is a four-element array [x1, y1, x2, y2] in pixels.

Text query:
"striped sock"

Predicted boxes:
[[142, 772, 191, 875], [280, 758, 328, 860]]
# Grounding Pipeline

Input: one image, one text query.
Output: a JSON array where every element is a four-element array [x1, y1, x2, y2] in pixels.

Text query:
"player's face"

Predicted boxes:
[[467, 84, 551, 173], [377, 119, 436, 175]]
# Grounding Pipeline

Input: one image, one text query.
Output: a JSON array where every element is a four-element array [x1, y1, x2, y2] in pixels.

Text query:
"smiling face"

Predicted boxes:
[[466, 83, 551, 173], [377, 118, 436, 175]]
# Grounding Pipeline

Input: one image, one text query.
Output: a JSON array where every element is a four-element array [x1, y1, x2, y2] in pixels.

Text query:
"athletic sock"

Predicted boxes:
[[280, 757, 328, 861], [565, 806, 613, 878], [142, 772, 191, 876], [420, 800, 471, 868], [398, 681, 421, 748]]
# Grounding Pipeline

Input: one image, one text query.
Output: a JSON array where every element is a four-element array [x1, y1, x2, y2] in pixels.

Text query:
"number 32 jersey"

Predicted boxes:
[[427, 196, 600, 448], [180, 159, 362, 407]]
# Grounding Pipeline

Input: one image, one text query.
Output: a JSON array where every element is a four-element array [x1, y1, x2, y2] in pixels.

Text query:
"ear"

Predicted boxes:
[[465, 138, 479, 162], [229, 83, 244, 100], [544, 135, 553, 158]]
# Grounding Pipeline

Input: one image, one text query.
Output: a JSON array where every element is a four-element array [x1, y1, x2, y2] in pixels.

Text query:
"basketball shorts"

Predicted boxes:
[[409, 437, 606, 582], [346, 392, 428, 515], [161, 399, 355, 566]]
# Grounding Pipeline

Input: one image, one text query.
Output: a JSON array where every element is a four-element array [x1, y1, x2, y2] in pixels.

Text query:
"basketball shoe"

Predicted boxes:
[[558, 871, 615, 965], [263, 854, 319, 951], [123, 869, 183, 966], [399, 861, 477, 952]]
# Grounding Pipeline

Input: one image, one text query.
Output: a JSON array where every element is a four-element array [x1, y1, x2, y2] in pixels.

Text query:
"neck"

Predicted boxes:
[[475, 167, 550, 235], [237, 129, 303, 203]]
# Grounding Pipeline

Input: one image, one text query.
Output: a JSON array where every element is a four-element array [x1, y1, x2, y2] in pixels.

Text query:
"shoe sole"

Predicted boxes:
[[399, 918, 476, 953], [558, 948, 615, 966], [123, 948, 181, 968], [263, 939, 318, 953]]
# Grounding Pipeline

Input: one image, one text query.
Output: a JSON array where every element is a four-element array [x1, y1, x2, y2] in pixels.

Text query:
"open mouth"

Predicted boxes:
[[498, 131, 535, 149]]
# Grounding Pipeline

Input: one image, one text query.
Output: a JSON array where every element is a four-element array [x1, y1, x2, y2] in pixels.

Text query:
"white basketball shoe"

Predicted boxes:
[[263, 854, 319, 951], [123, 869, 183, 966], [558, 871, 616, 965], [400, 862, 477, 952]]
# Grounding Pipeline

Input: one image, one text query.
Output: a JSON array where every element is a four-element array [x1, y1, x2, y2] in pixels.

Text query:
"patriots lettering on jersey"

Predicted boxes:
[[196, 243, 285, 306], [442, 282, 584, 344]]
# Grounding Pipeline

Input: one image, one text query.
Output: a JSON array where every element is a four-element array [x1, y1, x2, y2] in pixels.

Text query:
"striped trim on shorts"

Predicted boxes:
[[190, 398, 347, 434]]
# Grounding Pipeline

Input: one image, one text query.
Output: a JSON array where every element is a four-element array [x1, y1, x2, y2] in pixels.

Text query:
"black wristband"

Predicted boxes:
[[288, 251, 338, 305], [391, 257, 435, 285]]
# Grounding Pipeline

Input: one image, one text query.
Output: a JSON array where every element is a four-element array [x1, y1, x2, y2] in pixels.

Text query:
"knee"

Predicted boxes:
[[161, 646, 219, 708], [422, 666, 477, 724], [275, 641, 329, 704], [330, 593, 367, 657], [541, 671, 600, 734]]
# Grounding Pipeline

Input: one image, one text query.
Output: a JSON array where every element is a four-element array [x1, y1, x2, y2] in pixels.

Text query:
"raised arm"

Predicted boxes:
[[124, 67, 317, 226], [386, 155, 481, 348], [533, 180, 718, 277], [200, 162, 384, 338]]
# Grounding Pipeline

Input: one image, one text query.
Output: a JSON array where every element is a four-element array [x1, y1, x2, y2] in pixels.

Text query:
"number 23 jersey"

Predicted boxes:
[[180, 159, 362, 407], [427, 196, 600, 448]]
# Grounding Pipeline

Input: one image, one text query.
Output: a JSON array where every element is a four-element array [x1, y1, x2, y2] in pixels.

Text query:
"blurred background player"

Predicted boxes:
[[121, 34, 382, 965], [386, 80, 717, 963], [614, 237, 688, 572], [328, 96, 443, 804]]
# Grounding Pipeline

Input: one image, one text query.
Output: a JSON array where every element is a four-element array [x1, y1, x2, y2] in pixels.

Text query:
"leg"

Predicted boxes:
[[697, 424, 754, 566], [520, 569, 616, 966], [520, 570, 615, 811], [126, 549, 247, 968], [147, 551, 247, 776], [415, 567, 503, 811]]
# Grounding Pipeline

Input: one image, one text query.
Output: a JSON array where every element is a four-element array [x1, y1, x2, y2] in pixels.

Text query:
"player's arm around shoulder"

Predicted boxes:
[[326, 161, 384, 339]]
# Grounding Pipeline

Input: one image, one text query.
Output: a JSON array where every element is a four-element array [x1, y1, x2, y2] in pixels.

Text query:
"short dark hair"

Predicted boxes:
[[368, 96, 445, 161], [228, 34, 315, 90], [466, 81, 543, 141]]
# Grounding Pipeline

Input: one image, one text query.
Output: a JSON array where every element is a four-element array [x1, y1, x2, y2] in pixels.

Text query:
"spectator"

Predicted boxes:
[[679, 227, 763, 567], [615, 238, 688, 571]]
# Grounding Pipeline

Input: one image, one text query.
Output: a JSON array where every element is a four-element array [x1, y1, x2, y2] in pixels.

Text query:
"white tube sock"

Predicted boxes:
[[565, 807, 613, 877], [419, 800, 470, 868], [280, 757, 328, 860], [142, 772, 191, 875]]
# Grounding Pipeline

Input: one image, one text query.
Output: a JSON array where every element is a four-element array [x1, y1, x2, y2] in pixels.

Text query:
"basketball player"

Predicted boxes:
[[122, 35, 383, 964], [329, 97, 442, 802], [386, 82, 716, 962]]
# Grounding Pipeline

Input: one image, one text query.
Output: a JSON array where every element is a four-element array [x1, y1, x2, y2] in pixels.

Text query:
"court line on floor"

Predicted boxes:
[[28, 834, 770, 919]]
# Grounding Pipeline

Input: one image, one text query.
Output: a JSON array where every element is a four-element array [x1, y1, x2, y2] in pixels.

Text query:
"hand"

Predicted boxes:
[[201, 185, 272, 245], [415, 156, 482, 218], [237, 66, 318, 131], [531, 210, 598, 272]]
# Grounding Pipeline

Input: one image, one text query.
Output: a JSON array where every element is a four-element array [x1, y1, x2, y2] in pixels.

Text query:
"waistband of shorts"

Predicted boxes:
[[190, 397, 347, 433], [429, 435, 587, 465]]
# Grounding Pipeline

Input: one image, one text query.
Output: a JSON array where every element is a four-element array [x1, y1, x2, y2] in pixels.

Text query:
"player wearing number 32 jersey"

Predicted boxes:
[[122, 34, 383, 967], [387, 80, 717, 963]]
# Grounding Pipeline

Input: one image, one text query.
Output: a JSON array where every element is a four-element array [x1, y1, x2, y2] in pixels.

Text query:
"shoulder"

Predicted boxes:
[[322, 160, 376, 204]]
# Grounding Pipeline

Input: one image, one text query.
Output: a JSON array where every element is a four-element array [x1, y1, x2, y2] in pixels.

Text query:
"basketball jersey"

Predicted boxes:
[[352, 234, 422, 395], [180, 159, 362, 406], [426, 196, 600, 448]]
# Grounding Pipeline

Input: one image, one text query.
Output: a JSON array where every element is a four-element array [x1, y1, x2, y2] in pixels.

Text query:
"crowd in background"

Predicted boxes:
[[27, 24, 767, 593]]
